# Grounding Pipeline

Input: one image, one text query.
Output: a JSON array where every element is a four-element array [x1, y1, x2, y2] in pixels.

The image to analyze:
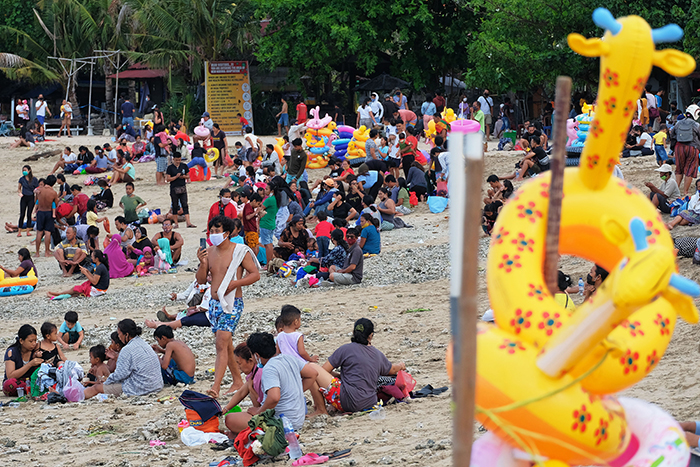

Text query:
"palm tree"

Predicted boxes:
[[126, 0, 258, 84]]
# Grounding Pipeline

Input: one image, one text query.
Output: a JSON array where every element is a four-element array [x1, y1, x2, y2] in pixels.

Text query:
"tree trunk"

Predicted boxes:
[[678, 76, 692, 112], [104, 63, 114, 129], [69, 76, 80, 117]]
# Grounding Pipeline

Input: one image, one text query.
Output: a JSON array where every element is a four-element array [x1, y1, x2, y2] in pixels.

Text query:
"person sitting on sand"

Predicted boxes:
[[584, 264, 609, 301], [84, 319, 163, 399], [58, 311, 84, 350], [84, 345, 110, 386], [36, 322, 66, 367], [106, 331, 123, 373], [668, 179, 700, 230], [3, 325, 43, 396], [145, 276, 212, 330], [103, 234, 135, 278], [55, 226, 88, 277], [483, 175, 514, 204], [501, 136, 550, 181], [0, 248, 37, 279], [646, 164, 681, 214], [152, 219, 184, 265], [555, 271, 576, 311], [224, 332, 319, 435], [222, 343, 263, 413], [46, 250, 110, 299], [308, 318, 405, 413], [152, 325, 196, 385], [127, 226, 154, 265]]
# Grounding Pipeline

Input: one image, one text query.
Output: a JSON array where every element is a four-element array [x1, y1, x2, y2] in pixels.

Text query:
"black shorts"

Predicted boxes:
[[36, 210, 54, 232], [170, 191, 189, 215], [246, 148, 258, 163], [63, 331, 79, 344], [385, 158, 400, 168]]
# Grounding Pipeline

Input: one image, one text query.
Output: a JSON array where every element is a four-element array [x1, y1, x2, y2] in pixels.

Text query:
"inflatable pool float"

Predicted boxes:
[[336, 125, 356, 134], [194, 125, 210, 138], [450, 119, 480, 133], [204, 148, 219, 163], [468, 8, 699, 467], [306, 107, 333, 130], [0, 285, 34, 296], [0, 270, 37, 288]]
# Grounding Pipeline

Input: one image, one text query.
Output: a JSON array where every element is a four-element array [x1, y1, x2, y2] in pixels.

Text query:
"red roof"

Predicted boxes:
[[107, 64, 166, 79]]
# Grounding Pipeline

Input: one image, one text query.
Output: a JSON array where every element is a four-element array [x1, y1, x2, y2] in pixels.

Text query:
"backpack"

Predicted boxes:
[[676, 119, 695, 143]]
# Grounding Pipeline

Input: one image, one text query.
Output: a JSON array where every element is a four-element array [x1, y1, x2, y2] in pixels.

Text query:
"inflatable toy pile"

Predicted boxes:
[[304, 107, 336, 169], [466, 9, 700, 467]]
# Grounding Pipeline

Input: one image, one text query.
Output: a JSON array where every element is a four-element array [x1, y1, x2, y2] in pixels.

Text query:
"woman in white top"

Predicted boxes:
[[356, 97, 376, 129], [668, 179, 700, 230]]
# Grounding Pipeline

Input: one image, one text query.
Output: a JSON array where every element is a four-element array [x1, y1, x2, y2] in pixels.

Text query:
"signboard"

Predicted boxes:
[[204, 61, 253, 136]]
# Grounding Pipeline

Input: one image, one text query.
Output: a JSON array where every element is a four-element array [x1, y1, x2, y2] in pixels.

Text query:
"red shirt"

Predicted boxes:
[[56, 202, 72, 219], [433, 95, 446, 110], [314, 220, 333, 238], [296, 103, 308, 123], [406, 135, 419, 152], [240, 117, 249, 125], [72, 193, 89, 215], [207, 201, 238, 233], [242, 203, 258, 233]]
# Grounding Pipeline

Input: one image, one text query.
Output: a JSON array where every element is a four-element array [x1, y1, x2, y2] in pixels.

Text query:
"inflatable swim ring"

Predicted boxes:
[[471, 8, 699, 466], [205, 148, 219, 163], [0, 285, 34, 297]]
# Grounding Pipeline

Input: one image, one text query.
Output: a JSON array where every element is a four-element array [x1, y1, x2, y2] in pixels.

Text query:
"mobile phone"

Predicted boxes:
[[200, 238, 208, 249]]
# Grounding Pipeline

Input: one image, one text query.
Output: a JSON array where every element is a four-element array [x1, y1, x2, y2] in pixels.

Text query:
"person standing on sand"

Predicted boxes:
[[276, 97, 289, 136], [35, 175, 59, 257], [196, 215, 260, 398]]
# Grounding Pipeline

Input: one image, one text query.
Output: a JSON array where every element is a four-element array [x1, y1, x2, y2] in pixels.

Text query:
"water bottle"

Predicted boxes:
[[280, 413, 302, 460], [578, 278, 584, 296], [8, 402, 20, 408]]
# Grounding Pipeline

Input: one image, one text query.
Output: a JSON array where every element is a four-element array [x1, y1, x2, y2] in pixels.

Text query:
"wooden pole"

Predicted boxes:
[[451, 129, 484, 466], [543, 76, 572, 294]]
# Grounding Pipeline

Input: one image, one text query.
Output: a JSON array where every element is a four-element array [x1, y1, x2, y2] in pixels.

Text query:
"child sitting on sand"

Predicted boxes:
[[275, 305, 318, 364], [152, 325, 196, 385], [58, 311, 84, 350], [84, 344, 110, 385], [106, 331, 123, 373], [306, 237, 319, 259], [37, 322, 66, 367]]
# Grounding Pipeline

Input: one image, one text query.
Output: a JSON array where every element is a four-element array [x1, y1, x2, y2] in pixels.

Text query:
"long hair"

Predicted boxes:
[[93, 250, 109, 270]]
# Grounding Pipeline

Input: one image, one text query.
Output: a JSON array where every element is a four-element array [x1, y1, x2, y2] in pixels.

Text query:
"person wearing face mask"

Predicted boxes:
[[646, 164, 681, 214], [207, 189, 238, 236], [196, 215, 260, 399], [583, 264, 609, 301], [458, 94, 471, 120], [369, 92, 383, 124], [17, 165, 38, 238], [667, 179, 700, 230], [477, 89, 494, 140]]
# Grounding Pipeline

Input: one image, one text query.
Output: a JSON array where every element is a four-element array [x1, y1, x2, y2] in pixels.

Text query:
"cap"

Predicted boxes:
[[202, 112, 210, 118], [655, 163, 673, 173], [324, 178, 336, 187], [291, 214, 304, 224], [383, 93, 391, 99]]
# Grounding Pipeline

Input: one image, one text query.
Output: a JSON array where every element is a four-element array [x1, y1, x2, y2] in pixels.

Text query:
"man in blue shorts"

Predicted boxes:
[[35, 175, 59, 257], [276, 97, 289, 137], [196, 215, 260, 398]]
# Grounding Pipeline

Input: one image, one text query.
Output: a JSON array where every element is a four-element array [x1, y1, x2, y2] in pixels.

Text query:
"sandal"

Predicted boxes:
[[210, 438, 235, 451], [321, 449, 351, 459], [156, 310, 174, 322], [292, 453, 330, 466]]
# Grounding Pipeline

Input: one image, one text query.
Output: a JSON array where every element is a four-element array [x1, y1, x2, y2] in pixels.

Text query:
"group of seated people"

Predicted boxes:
[[481, 175, 514, 235], [4, 304, 408, 439]]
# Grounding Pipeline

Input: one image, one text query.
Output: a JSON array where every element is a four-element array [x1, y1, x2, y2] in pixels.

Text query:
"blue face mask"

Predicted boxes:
[[255, 355, 263, 369]]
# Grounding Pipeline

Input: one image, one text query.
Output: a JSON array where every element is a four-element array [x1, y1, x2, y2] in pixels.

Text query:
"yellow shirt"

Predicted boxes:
[[554, 293, 576, 311], [653, 132, 667, 146], [86, 211, 98, 227]]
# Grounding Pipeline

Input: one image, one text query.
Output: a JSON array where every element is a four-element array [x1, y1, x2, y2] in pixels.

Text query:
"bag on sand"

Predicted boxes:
[[179, 390, 222, 432]]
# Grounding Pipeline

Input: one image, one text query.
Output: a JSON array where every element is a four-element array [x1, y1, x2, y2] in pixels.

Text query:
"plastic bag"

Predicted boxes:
[[427, 196, 449, 214], [63, 376, 85, 402], [180, 426, 228, 446]]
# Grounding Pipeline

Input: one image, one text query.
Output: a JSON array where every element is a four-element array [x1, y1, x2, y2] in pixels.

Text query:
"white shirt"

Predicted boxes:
[[36, 100, 48, 117], [244, 132, 258, 150], [107, 149, 118, 162], [660, 177, 681, 200], [689, 192, 700, 212], [370, 100, 383, 121], [202, 118, 214, 130], [645, 92, 657, 109], [62, 152, 77, 163], [638, 132, 652, 149], [357, 105, 373, 119], [478, 96, 493, 115]]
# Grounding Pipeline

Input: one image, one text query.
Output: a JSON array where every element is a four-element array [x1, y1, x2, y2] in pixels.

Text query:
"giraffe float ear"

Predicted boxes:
[[567, 34, 610, 57], [653, 49, 696, 77]]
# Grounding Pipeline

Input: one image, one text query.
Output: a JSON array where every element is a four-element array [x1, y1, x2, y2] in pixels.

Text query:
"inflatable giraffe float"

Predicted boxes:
[[470, 8, 700, 465]]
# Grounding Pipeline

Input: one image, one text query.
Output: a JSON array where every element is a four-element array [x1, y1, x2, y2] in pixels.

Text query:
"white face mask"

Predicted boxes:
[[463, 98, 468, 102], [210, 232, 227, 246], [221, 197, 232, 205]]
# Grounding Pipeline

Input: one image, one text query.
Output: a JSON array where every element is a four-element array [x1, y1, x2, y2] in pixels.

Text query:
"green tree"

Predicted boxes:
[[463, 0, 693, 92], [126, 0, 258, 85], [252, 0, 476, 90]]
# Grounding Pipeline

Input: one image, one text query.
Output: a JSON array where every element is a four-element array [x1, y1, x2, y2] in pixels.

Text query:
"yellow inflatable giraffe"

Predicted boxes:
[[473, 8, 700, 466]]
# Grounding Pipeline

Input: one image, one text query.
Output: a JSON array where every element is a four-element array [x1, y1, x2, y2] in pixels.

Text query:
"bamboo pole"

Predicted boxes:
[[451, 129, 484, 465], [543, 76, 572, 294]]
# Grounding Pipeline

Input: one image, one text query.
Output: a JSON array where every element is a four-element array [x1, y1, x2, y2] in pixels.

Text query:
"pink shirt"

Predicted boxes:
[[398, 109, 417, 123]]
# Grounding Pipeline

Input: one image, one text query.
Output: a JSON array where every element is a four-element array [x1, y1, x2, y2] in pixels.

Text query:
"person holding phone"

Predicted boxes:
[[46, 250, 110, 299]]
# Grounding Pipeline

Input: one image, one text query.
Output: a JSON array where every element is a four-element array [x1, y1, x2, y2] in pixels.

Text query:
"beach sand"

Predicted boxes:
[[0, 134, 697, 466]]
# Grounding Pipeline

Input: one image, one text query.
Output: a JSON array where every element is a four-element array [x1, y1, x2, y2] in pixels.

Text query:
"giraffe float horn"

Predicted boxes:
[[652, 24, 684, 44], [592, 8, 621, 35]]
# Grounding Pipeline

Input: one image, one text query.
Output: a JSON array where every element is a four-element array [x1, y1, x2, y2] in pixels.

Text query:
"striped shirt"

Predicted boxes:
[[104, 336, 163, 396]]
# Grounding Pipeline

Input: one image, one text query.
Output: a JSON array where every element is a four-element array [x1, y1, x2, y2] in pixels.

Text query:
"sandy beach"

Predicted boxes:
[[0, 133, 698, 466]]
